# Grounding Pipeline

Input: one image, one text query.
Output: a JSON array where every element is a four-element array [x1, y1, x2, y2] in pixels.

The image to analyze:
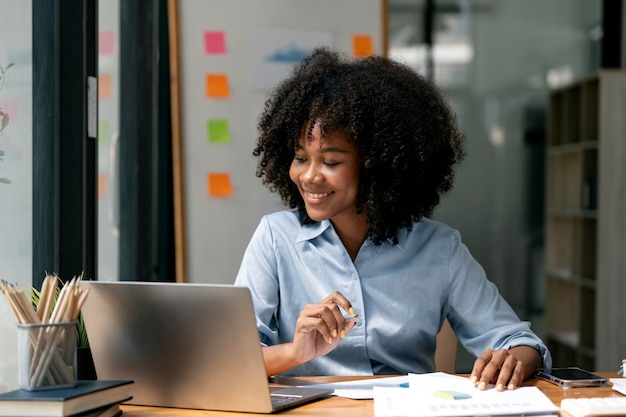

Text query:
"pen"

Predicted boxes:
[[343, 313, 360, 322]]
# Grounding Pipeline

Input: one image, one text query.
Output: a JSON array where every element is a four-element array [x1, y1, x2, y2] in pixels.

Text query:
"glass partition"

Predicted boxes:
[[0, 0, 33, 390]]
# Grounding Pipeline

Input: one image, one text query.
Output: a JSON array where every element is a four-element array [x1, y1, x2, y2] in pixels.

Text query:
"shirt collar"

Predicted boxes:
[[295, 217, 407, 251], [296, 219, 332, 243], [392, 228, 408, 251]]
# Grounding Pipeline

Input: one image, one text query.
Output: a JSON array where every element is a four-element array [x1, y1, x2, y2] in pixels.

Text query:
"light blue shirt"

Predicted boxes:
[[234, 209, 552, 376]]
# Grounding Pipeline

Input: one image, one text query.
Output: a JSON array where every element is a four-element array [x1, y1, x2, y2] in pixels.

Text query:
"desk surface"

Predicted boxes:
[[120, 373, 623, 416]]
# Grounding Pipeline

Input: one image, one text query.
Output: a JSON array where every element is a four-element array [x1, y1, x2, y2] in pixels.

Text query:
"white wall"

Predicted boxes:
[[177, 0, 384, 283], [0, 0, 33, 392]]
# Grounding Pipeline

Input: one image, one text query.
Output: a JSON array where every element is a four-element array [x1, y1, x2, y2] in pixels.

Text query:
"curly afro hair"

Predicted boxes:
[[254, 47, 465, 245]]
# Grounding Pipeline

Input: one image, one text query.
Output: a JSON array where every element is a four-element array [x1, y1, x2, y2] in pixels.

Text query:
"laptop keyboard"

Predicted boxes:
[[271, 395, 302, 407], [560, 397, 626, 417]]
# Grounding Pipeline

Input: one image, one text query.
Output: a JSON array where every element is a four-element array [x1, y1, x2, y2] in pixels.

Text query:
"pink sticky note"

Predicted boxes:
[[204, 31, 226, 54], [99, 31, 115, 55], [0, 99, 19, 122]]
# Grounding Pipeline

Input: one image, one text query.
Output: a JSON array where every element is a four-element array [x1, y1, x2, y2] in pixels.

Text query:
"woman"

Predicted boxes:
[[234, 47, 551, 391]]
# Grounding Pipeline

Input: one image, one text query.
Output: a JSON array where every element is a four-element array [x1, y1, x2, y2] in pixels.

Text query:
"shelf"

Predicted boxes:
[[545, 149, 597, 211], [546, 271, 596, 290], [546, 209, 597, 219], [545, 217, 596, 280], [546, 332, 595, 360], [544, 70, 626, 370], [547, 141, 598, 155], [548, 330, 579, 349]]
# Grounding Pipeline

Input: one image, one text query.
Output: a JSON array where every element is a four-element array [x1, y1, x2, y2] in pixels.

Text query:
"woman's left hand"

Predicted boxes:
[[469, 346, 542, 391]]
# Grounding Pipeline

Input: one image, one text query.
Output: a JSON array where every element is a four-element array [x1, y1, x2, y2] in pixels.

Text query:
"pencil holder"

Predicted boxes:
[[17, 321, 78, 391]]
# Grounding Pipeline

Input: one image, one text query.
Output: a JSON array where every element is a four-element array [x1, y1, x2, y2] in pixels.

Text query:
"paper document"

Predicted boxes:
[[374, 372, 559, 416], [611, 378, 626, 395], [303, 375, 409, 399]]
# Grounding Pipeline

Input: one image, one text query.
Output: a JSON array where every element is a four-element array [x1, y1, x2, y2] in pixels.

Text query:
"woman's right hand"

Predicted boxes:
[[289, 291, 357, 364], [262, 291, 357, 376]]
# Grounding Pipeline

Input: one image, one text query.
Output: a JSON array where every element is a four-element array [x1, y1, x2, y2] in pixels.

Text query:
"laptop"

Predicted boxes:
[[80, 281, 333, 413]]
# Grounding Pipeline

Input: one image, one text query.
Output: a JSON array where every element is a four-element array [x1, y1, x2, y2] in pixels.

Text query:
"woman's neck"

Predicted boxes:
[[330, 213, 368, 262]]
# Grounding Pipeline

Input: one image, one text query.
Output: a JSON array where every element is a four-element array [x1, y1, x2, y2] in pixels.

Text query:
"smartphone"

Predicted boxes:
[[535, 367, 608, 388]]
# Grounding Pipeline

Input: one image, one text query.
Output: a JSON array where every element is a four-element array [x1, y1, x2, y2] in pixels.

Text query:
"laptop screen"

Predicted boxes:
[[81, 281, 278, 413]]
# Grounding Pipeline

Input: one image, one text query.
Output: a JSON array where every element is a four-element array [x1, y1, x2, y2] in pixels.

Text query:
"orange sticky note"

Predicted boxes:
[[352, 35, 373, 57], [208, 172, 233, 197], [99, 74, 112, 98], [205, 74, 230, 98], [98, 173, 107, 199]]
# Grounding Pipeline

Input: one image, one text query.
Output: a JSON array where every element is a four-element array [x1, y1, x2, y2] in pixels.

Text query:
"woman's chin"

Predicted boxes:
[[305, 210, 329, 222]]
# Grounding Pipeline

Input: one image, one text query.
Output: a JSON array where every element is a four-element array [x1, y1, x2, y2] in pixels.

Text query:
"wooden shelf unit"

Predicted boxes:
[[544, 70, 626, 371]]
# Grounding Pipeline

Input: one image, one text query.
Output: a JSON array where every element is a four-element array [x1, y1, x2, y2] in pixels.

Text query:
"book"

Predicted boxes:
[[69, 403, 122, 417], [0, 379, 133, 417]]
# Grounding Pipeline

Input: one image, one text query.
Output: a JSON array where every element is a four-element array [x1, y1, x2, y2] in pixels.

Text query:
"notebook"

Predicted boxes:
[[79, 281, 333, 413]]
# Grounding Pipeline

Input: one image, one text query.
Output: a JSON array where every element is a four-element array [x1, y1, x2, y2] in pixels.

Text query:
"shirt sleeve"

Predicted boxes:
[[234, 216, 281, 347], [444, 229, 552, 369]]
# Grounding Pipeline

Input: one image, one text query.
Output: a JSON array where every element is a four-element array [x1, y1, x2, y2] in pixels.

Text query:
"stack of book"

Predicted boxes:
[[0, 379, 133, 417]]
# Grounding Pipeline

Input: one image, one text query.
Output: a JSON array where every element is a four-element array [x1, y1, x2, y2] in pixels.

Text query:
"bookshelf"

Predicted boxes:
[[544, 70, 626, 371]]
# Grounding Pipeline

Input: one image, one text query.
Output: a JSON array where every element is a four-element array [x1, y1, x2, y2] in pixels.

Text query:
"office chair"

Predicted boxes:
[[435, 319, 458, 373]]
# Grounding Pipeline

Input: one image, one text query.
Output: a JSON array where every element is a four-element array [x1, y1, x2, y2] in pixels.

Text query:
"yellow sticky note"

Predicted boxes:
[[206, 74, 230, 98], [207, 119, 230, 143], [208, 172, 233, 197], [352, 35, 373, 57]]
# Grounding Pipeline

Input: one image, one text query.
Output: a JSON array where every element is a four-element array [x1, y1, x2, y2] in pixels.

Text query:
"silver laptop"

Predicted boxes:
[[80, 281, 332, 413]]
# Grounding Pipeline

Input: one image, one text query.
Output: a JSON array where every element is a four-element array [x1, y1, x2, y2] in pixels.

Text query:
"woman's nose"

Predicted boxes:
[[302, 163, 321, 182]]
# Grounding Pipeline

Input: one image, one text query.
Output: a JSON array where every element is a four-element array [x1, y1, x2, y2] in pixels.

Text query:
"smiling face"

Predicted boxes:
[[289, 123, 361, 227]]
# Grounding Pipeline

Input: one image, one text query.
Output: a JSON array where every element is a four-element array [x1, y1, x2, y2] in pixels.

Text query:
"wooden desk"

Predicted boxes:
[[120, 373, 623, 416]]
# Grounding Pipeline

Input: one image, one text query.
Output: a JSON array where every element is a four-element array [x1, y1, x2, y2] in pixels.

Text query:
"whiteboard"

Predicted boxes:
[[172, 0, 384, 283]]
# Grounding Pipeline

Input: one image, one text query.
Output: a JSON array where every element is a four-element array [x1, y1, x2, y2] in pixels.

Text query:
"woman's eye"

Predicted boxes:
[[324, 161, 340, 167]]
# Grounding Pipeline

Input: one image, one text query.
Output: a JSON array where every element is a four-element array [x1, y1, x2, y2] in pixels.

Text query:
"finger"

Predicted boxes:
[[295, 312, 329, 337], [469, 349, 493, 385], [321, 291, 355, 316], [322, 302, 345, 342], [492, 353, 517, 391], [340, 318, 357, 339], [481, 350, 510, 388], [303, 303, 343, 344], [502, 359, 525, 391], [318, 294, 355, 342], [474, 349, 510, 390], [298, 305, 335, 343]]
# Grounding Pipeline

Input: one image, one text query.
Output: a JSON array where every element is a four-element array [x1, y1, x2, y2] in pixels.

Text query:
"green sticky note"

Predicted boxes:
[[98, 120, 110, 144], [207, 119, 230, 143]]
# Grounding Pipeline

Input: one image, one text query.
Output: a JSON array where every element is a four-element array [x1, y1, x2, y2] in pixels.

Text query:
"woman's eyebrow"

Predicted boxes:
[[318, 146, 349, 154], [294, 141, 350, 153]]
